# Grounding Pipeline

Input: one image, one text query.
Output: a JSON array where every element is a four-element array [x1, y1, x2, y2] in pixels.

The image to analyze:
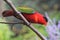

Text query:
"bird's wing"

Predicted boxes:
[[16, 7, 35, 14]]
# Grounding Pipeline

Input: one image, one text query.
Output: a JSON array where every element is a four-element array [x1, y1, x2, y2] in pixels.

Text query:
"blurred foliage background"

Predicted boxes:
[[0, 0, 60, 40]]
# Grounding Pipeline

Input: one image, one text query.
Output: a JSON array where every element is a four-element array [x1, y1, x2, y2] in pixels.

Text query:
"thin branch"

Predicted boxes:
[[0, 21, 24, 24], [45, 12, 57, 27], [3, 0, 47, 40], [45, 12, 54, 25]]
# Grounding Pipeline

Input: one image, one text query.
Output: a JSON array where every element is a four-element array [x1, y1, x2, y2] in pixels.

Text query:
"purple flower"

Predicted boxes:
[[45, 12, 60, 40], [46, 22, 60, 40], [58, 21, 60, 29]]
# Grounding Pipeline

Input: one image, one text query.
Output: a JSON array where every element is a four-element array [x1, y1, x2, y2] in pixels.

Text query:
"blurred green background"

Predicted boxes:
[[0, 0, 60, 40]]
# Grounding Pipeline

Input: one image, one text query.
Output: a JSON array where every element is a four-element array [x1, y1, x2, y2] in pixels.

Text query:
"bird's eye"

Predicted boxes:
[[43, 16, 48, 22]]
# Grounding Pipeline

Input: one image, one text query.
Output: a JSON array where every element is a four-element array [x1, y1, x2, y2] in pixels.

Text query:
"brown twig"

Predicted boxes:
[[3, 0, 47, 40], [0, 21, 24, 24]]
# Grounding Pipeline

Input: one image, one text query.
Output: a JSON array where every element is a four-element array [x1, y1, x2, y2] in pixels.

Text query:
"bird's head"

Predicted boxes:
[[38, 14, 48, 26], [34, 12, 48, 26], [43, 16, 48, 26]]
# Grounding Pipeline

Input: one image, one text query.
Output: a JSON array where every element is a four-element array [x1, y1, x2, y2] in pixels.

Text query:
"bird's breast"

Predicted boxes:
[[22, 13, 38, 23]]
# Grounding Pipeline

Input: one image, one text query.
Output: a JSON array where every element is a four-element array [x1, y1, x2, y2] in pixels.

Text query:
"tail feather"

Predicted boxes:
[[2, 10, 14, 17]]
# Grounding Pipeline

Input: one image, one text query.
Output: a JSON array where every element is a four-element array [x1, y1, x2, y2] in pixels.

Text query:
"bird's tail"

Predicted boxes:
[[2, 10, 14, 17]]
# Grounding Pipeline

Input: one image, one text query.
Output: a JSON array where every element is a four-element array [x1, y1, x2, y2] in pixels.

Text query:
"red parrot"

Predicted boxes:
[[2, 7, 48, 26]]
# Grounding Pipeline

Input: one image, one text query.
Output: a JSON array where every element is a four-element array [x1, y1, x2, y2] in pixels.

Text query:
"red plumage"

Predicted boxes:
[[2, 10, 48, 26]]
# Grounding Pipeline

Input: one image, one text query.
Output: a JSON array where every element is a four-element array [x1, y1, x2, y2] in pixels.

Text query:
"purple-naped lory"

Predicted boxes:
[[2, 7, 48, 26]]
